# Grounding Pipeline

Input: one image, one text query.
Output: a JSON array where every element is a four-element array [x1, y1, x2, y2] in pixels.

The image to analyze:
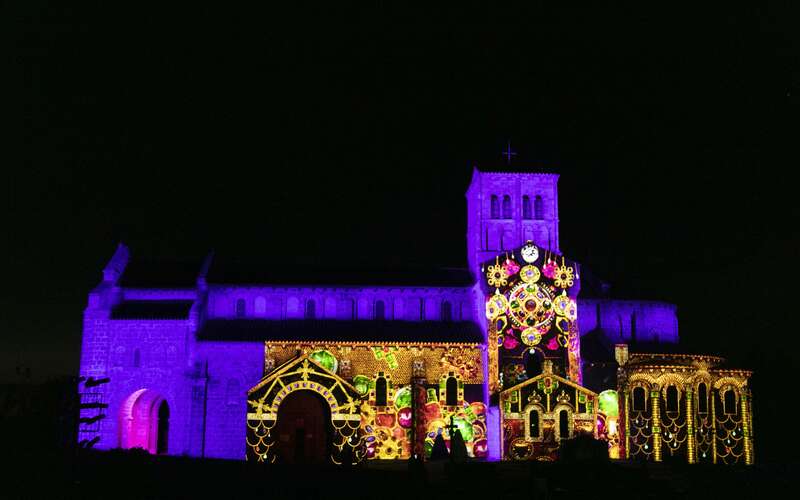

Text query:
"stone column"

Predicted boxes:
[[741, 391, 754, 465], [651, 389, 662, 462], [685, 387, 696, 464], [623, 390, 631, 460], [711, 392, 718, 464]]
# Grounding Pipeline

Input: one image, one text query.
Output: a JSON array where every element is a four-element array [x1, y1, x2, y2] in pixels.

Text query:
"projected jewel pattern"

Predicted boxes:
[[484, 242, 582, 392]]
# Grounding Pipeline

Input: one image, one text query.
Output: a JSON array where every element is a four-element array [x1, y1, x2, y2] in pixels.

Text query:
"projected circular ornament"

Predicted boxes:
[[519, 265, 541, 283], [553, 293, 577, 321], [503, 333, 519, 349], [398, 407, 412, 428], [598, 390, 619, 418], [507, 283, 555, 330], [353, 375, 371, 396], [485, 293, 509, 320], [394, 386, 412, 410], [520, 327, 543, 346], [503, 259, 520, 276], [486, 264, 509, 287], [553, 265, 575, 288], [452, 416, 473, 441], [309, 349, 338, 374], [521, 243, 539, 264], [542, 260, 558, 279]]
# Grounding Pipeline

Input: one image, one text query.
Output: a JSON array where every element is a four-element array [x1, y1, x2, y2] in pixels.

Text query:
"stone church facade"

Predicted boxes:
[[79, 166, 749, 464]]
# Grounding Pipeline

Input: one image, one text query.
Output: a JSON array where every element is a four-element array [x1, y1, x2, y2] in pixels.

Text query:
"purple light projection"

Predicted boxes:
[[78, 168, 679, 460]]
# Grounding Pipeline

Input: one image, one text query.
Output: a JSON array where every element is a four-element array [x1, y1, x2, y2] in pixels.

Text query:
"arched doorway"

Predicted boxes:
[[119, 389, 169, 455], [156, 400, 169, 454], [524, 348, 545, 379], [275, 390, 331, 464]]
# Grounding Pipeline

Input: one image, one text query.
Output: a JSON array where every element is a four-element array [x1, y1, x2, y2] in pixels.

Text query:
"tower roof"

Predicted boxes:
[[472, 163, 559, 175]]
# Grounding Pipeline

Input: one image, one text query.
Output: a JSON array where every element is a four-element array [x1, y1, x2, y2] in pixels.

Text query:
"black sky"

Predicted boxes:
[[3, 2, 799, 459]]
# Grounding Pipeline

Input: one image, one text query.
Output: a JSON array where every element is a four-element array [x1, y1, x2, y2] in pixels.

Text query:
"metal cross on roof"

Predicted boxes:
[[502, 140, 517, 164]]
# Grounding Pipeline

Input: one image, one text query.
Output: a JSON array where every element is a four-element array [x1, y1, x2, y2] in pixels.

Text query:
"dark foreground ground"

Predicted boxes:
[[7, 450, 795, 500]]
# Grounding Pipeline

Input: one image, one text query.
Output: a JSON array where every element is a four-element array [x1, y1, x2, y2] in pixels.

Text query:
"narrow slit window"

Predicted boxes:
[[305, 299, 316, 319], [529, 409, 540, 438], [445, 377, 458, 406], [559, 410, 569, 439], [632, 387, 646, 412], [490, 195, 499, 219], [666, 386, 679, 412], [698, 383, 708, 414], [724, 389, 737, 415], [374, 300, 385, 320], [375, 376, 388, 406], [534, 195, 544, 220], [522, 195, 532, 219], [441, 301, 452, 322], [502, 195, 512, 219]]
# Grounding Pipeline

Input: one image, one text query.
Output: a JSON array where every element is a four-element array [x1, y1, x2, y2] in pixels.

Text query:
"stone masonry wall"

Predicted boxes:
[[78, 316, 194, 454]]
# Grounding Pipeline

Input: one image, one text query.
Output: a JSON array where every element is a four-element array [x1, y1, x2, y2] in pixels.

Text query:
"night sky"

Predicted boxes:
[[3, 3, 798, 460]]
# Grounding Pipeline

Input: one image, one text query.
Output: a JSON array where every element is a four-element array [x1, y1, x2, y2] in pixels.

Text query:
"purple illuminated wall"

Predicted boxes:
[[78, 168, 679, 460]]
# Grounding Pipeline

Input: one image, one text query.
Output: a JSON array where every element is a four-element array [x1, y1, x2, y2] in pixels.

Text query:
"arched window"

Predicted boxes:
[[375, 376, 388, 406], [666, 386, 679, 412], [724, 389, 737, 415], [558, 409, 570, 440], [156, 401, 169, 455], [446, 376, 458, 406], [133, 348, 141, 368], [235, 298, 246, 317], [528, 409, 540, 438], [254, 296, 266, 316], [534, 195, 544, 220], [522, 195, 532, 219], [525, 349, 544, 378], [698, 383, 708, 414], [632, 387, 646, 411], [305, 299, 316, 319], [502, 195, 512, 219], [441, 301, 452, 322], [374, 300, 385, 320], [490, 195, 499, 219]]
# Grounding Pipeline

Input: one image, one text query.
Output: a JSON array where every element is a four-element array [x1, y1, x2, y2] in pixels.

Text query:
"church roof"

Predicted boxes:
[[205, 257, 474, 287], [114, 254, 475, 289], [110, 300, 194, 319], [118, 258, 204, 288], [196, 319, 483, 344]]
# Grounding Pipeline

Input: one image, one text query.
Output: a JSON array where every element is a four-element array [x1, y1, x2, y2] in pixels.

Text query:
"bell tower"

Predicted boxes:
[[465, 166, 560, 277]]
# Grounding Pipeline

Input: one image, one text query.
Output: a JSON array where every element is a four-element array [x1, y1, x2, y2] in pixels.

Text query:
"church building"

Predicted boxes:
[[78, 165, 753, 464]]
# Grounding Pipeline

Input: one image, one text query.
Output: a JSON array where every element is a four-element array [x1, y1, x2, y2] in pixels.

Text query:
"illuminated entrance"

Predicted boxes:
[[247, 355, 364, 464], [275, 390, 330, 463]]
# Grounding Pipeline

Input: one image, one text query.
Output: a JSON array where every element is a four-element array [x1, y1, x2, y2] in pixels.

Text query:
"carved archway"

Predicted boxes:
[[247, 355, 364, 464], [119, 389, 169, 454]]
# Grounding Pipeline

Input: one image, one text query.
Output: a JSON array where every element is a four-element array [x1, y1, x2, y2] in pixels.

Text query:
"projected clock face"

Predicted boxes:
[[520, 243, 539, 263]]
